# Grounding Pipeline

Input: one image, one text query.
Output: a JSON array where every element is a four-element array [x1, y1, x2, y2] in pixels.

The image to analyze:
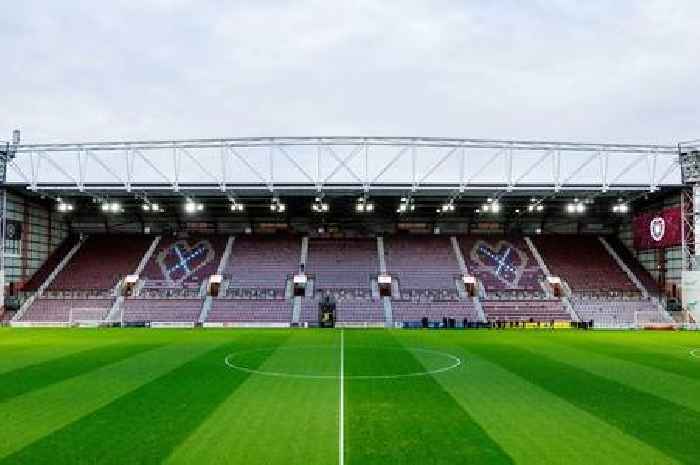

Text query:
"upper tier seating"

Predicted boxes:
[[224, 236, 300, 290], [20, 298, 112, 322], [50, 235, 152, 291], [23, 236, 79, 291], [392, 300, 480, 323], [141, 235, 227, 288], [121, 298, 202, 323], [606, 236, 660, 296], [532, 236, 638, 295], [306, 238, 378, 289], [207, 299, 292, 323], [460, 236, 544, 293], [397, 288, 459, 302], [385, 236, 459, 290], [225, 287, 286, 299], [482, 300, 570, 322]]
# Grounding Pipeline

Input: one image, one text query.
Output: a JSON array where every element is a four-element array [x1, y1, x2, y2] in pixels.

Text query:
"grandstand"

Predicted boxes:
[[5, 229, 673, 328], [0, 136, 692, 329], [1, 134, 699, 465]]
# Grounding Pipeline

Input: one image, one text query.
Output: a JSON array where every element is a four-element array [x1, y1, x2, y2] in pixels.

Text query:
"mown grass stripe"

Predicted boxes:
[[553, 335, 700, 382], [344, 331, 513, 465], [525, 337, 700, 414], [0, 337, 286, 465], [163, 331, 339, 465], [0, 344, 94, 375], [397, 331, 682, 465], [0, 343, 159, 403], [470, 342, 700, 465], [0, 341, 222, 459]]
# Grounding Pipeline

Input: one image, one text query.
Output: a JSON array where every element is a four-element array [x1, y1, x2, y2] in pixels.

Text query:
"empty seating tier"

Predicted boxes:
[[606, 236, 660, 295], [306, 238, 378, 290], [20, 298, 112, 322], [335, 300, 384, 323], [141, 235, 227, 288], [482, 300, 570, 322], [299, 299, 384, 324], [392, 301, 480, 323], [22, 236, 79, 291], [50, 235, 152, 291], [224, 236, 300, 290], [532, 236, 637, 295], [572, 298, 667, 326], [460, 236, 544, 293], [207, 299, 292, 323], [385, 236, 459, 291], [121, 298, 203, 323]]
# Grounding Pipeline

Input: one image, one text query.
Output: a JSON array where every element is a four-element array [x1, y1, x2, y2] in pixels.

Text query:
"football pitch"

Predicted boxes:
[[1, 328, 699, 465]]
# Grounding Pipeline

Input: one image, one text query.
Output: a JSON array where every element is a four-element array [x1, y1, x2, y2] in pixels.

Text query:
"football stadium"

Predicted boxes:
[[0, 135, 699, 465], [2, 2, 700, 464]]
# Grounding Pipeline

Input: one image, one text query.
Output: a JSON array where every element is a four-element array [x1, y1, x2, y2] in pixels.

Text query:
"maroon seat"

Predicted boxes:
[[460, 236, 544, 293], [22, 236, 79, 291], [207, 299, 292, 323], [50, 235, 152, 291], [482, 299, 570, 322], [225, 236, 300, 290], [122, 298, 202, 323], [392, 301, 479, 322], [141, 235, 227, 288], [20, 298, 112, 322], [306, 238, 378, 290], [385, 236, 459, 291], [533, 236, 638, 295]]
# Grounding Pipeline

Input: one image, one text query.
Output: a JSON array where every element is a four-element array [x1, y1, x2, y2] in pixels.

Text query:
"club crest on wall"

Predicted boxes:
[[157, 240, 215, 284], [470, 240, 527, 288], [649, 217, 665, 242]]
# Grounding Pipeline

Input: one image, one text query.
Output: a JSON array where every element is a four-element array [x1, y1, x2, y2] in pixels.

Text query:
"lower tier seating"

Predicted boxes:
[[20, 298, 112, 322], [572, 298, 668, 326], [299, 299, 384, 324], [392, 300, 480, 323], [482, 300, 570, 322], [336, 300, 384, 323], [121, 298, 202, 323], [207, 299, 292, 323]]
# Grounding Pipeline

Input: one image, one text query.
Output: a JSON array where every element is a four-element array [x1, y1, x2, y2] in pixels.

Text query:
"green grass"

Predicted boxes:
[[0, 328, 699, 464]]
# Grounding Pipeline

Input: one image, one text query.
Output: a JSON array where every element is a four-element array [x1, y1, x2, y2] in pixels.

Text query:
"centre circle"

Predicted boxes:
[[224, 345, 462, 379], [690, 348, 700, 359]]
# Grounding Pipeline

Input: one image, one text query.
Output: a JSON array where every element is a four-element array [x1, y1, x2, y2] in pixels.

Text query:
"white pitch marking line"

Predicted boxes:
[[690, 348, 700, 359], [339, 329, 345, 465], [223, 346, 462, 379]]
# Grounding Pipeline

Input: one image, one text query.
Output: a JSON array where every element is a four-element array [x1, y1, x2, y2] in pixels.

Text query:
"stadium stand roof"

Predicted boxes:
[[4, 136, 683, 196]]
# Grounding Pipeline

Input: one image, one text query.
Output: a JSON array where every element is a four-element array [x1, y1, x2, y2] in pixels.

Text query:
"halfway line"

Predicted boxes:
[[339, 329, 345, 465]]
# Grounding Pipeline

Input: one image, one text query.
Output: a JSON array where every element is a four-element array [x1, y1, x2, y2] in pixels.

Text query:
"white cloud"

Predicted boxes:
[[1, 0, 698, 144]]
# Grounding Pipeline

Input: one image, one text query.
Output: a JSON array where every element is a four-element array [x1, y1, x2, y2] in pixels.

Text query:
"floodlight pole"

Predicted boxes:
[[0, 130, 20, 310], [678, 141, 700, 322], [679, 143, 700, 272]]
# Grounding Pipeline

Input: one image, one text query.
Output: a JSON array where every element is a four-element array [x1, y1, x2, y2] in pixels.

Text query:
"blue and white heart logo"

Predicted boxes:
[[156, 240, 215, 284], [470, 240, 527, 287]]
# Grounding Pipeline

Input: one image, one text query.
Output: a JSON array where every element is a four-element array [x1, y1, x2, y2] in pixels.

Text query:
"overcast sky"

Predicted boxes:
[[2, 0, 699, 145]]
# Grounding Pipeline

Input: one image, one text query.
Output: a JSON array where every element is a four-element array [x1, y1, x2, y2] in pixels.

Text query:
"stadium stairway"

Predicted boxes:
[[13, 236, 86, 323], [598, 236, 648, 298], [382, 296, 393, 327]]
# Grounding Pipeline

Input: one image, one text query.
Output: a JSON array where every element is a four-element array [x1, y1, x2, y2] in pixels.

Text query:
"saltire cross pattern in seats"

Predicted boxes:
[[477, 244, 521, 285], [160, 241, 214, 283]]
